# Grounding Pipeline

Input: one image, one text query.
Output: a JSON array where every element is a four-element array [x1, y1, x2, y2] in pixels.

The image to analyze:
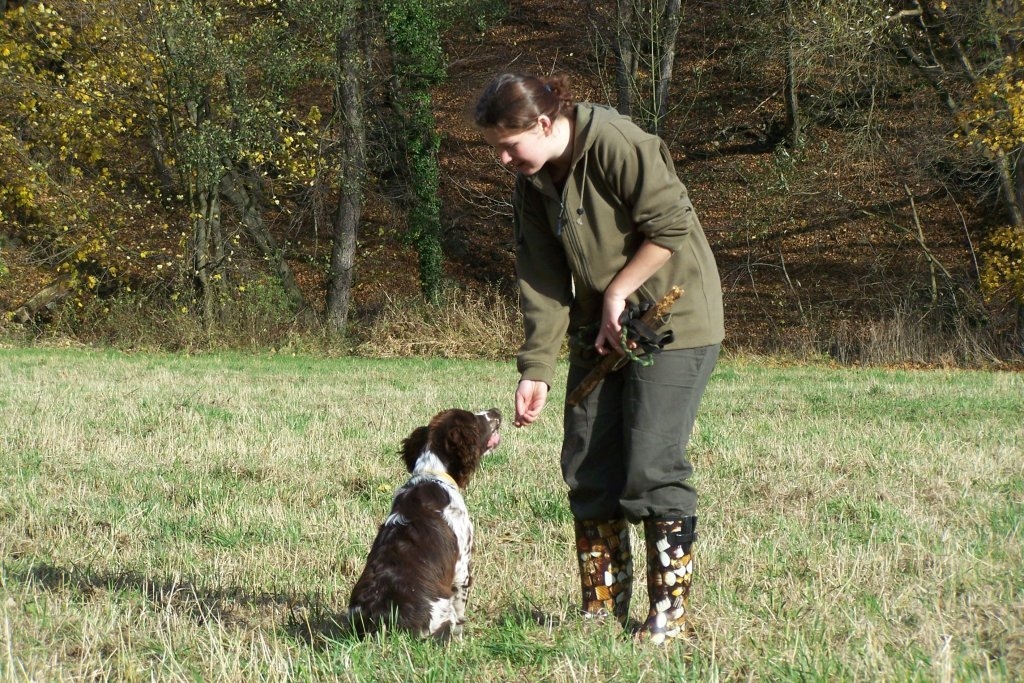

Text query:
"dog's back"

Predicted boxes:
[[348, 478, 465, 639], [346, 408, 500, 640]]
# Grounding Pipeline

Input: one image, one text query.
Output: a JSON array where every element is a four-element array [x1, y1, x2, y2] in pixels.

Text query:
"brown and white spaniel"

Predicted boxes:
[[346, 408, 502, 640]]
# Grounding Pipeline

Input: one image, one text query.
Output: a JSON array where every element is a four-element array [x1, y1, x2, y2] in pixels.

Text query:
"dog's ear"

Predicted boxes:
[[401, 425, 430, 472], [439, 411, 483, 488]]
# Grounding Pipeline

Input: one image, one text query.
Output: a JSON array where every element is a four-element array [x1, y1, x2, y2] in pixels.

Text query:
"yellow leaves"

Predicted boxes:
[[957, 53, 1024, 155], [981, 225, 1024, 303], [2, 0, 333, 313]]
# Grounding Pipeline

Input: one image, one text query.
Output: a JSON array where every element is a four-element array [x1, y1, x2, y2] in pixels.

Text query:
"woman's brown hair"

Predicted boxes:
[[474, 73, 574, 131]]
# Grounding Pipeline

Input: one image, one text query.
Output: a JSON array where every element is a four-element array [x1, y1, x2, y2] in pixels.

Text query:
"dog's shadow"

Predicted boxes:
[[10, 559, 358, 648], [13, 560, 566, 649], [293, 599, 569, 649]]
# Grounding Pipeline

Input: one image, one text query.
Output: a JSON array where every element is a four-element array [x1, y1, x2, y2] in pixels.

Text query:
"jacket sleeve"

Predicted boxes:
[[513, 179, 572, 386], [599, 124, 699, 252]]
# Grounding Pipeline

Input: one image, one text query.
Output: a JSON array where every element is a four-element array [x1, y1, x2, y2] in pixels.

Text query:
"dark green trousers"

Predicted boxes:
[[560, 344, 719, 523]]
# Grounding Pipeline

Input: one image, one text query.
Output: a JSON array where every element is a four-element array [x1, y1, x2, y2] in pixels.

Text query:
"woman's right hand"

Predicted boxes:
[[514, 379, 548, 427], [595, 293, 628, 356]]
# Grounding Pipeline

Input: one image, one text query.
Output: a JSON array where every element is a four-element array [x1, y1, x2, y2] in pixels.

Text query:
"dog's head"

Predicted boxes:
[[401, 408, 502, 489]]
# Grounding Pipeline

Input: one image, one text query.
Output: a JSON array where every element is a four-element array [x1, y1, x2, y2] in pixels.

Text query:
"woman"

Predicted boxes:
[[475, 72, 724, 644]]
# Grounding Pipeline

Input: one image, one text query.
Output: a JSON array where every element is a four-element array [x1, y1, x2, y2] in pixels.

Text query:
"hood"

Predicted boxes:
[[570, 103, 624, 165], [521, 103, 624, 196], [519, 103, 627, 233]]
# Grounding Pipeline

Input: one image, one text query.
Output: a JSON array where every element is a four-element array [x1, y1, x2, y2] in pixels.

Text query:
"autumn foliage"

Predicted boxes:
[[963, 50, 1024, 305], [1, 0, 1022, 360]]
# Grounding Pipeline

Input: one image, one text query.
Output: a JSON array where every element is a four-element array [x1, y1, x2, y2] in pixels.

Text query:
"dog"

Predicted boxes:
[[346, 408, 502, 640]]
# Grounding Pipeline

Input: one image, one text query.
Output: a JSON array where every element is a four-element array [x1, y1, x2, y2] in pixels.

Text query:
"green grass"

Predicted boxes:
[[1, 348, 1021, 681]]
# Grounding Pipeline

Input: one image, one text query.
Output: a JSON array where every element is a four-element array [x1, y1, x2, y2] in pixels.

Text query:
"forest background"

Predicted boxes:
[[2, 0, 1023, 367]]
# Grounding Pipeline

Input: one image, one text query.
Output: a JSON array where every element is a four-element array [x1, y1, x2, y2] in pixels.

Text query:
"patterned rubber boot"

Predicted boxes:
[[635, 516, 697, 644], [574, 518, 633, 626]]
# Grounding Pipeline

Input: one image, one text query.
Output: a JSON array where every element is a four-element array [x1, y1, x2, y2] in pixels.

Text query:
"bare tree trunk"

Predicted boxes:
[[1016, 149, 1024, 350], [189, 190, 209, 319], [181, 91, 228, 326], [995, 151, 1024, 227], [614, 0, 638, 117], [326, 21, 366, 334], [1017, 147, 1024, 214], [147, 123, 177, 200], [654, 0, 682, 136], [189, 184, 224, 326], [210, 189, 227, 324], [783, 0, 801, 148], [219, 162, 308, 315], [1016, 301, 1024, 352]]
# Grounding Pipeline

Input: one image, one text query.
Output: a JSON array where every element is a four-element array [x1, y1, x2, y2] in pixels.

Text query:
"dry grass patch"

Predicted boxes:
[[350, 283, 522, 360]]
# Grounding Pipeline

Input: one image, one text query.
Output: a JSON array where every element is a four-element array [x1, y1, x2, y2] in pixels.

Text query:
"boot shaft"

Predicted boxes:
[[638, 516, 697, 644], [574, 518, 633, 625]]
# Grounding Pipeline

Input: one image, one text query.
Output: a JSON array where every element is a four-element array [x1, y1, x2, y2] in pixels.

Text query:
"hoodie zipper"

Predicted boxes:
[[557, 154, 596, 290], [555, 152, 588, 237]]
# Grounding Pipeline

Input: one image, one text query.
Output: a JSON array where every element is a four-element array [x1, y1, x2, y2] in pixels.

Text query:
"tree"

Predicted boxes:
[[382, 0, 446, 302], [886, 0, 1024, 347], [587, 0, 684, 134], [324, 24, 365, 333], [0, 0, 321, 326], [146, 0, 318, 324], [732, 0, 902, 152], [270, 0, 375, 335], [0, 1, 154, 315]]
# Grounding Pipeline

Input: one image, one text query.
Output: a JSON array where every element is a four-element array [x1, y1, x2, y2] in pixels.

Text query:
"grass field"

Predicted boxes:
[[1, 348, 1021, 681]]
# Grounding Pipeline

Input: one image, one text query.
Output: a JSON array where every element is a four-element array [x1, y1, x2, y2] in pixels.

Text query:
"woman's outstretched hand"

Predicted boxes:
[[514, 379, 548, 427]]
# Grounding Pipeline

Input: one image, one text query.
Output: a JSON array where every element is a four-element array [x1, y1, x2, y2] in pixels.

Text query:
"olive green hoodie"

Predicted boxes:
[[513, 103, 724, 386]]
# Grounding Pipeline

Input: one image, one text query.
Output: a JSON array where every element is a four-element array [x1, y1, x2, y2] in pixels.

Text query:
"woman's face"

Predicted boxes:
[[483, 118, 552, 177]]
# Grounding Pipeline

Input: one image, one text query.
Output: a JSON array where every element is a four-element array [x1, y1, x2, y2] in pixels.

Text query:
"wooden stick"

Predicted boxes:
[[565, 286, 683, 407]]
